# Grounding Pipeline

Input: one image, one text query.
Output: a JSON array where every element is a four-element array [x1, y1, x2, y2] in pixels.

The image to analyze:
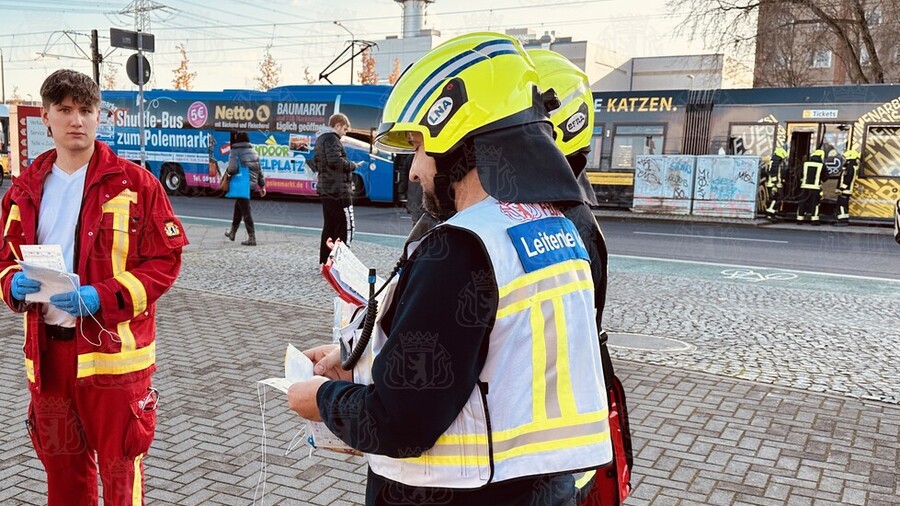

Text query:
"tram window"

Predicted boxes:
[[729, 123, 776, 157], [611, 125, 665, 169], [863, 125, 900, 177]]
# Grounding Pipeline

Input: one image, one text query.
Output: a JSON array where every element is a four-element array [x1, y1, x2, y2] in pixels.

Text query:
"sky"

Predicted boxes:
[[0, 0, 713, 100]]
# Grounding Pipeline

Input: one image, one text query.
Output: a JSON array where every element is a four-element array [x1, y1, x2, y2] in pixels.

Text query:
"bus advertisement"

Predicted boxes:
[[98, 85, 398, 202]]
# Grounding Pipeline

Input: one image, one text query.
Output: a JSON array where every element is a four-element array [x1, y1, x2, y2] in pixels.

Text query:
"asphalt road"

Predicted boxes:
[[171, 194, 900, 280]]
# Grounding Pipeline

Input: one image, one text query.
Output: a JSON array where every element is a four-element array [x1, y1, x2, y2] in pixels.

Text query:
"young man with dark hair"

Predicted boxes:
[[0, 68, 187, 505], [313, 112, 363, 265]]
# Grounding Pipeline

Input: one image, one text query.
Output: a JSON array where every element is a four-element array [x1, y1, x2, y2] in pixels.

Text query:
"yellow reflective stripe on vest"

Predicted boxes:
[[4, 205, 21, 261], [497, 262, 592, 318], [115, 270, 148, 317], [492, 411, 610, 462], [77, 341, 155, 378], [402, 433, 491, 467], [531, 301, 549, 421], [552, 297, 577, 418]]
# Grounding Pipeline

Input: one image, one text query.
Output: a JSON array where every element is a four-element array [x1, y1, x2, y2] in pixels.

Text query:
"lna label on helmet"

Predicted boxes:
[[422, 78, 468, 136], [508, 217, 589, 273]]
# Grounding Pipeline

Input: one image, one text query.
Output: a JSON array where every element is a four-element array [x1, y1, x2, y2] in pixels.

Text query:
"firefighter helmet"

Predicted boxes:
[[843, 148, 860, 160], [528, 48, 593, 157], [374, 32, 545, 155]]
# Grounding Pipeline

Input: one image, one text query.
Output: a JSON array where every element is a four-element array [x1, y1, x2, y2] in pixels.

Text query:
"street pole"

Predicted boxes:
[[137, 30, 146, 168], [91, 30, 101, 84], [334, 21, 355, 84], [0, 48, 5, 103]]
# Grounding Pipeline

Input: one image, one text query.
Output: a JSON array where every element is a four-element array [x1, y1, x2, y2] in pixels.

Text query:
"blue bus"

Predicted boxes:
[[99, 85, 398, 202]]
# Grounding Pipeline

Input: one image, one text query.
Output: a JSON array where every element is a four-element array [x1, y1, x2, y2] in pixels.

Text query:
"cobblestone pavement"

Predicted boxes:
[[0, 222, 897, 505]]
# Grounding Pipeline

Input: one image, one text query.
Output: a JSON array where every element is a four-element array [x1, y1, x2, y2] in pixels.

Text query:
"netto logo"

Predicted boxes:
[[566, 112, 586, 134], [426, 98, 454, 126], [256, 105, 270, 122]]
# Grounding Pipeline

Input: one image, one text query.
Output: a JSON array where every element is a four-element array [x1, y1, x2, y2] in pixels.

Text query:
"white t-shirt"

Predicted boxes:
[[37, 163, 87, 327]]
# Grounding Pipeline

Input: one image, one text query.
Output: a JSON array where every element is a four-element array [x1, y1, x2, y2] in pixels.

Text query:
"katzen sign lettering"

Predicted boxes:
[[594, 96, 675, 113]]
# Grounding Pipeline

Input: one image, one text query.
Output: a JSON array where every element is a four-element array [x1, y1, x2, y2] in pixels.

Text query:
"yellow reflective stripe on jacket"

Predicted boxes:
[[25, 358, 35, 383], [102, 191, 137, 277], [115, 270, 148, 317], [4, 205, 22, 261], [76, 341, 155, 378], [0, 264, 22, 303], [131, 453, 144, 506], [117, 321, 137, 352]]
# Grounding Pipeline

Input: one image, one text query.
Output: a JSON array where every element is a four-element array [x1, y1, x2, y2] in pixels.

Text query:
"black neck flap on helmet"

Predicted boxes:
[[431, 88, 585, 207]]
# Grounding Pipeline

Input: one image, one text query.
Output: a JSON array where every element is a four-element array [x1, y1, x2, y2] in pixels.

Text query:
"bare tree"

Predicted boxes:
[[256, 45, 281, 91], [668, 0, 895, 85], [387, 58, 402, 85], [103, 64, 119, 90], [303, 66, 317, 85], [357, 48, 379, 85], [171, 44, 197, 90]]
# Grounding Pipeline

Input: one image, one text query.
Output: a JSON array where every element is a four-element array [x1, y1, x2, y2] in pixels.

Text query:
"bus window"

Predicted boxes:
[[863, 125, 900, 177], [729, 123, 776, 158], [611, 124, 664, 169]]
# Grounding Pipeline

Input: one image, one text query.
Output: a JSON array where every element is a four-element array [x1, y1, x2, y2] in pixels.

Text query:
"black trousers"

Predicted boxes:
[[320, 195, 354, 264], [796, 188, 822, 221], [230, 198, 255, 236]]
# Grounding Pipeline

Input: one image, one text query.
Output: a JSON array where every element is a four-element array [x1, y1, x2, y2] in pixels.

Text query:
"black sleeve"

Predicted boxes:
[[323, 134, 357, 173], [316, 226, 498, 457]]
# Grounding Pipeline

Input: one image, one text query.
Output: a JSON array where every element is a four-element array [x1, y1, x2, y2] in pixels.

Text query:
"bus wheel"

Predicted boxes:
[[351, 174, 367, 201], [161, 165, 186, 195]]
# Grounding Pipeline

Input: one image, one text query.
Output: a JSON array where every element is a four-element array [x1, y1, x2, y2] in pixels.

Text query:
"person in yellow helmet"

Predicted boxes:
[[764, 146, 788, 221], [834, 148, 859, 226], [797, 149, 826, 224], [529, 48, 633, 506], [287, 32, 613, 505]]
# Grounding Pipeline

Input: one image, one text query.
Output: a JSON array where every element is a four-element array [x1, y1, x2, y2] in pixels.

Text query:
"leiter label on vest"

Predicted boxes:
[[507, 217, 589, 272]]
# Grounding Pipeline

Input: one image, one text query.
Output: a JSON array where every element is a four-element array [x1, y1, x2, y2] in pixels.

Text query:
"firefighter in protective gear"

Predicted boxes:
[[764, 146, 788, 221], [834, 148, 859, 226], [530, 48, 633, 506], [288, 32, 613, 505], [797, 149, 826, 224]]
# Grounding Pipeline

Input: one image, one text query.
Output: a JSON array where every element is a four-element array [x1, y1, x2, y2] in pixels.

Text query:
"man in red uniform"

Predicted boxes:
[[0, 69, 187, 505]]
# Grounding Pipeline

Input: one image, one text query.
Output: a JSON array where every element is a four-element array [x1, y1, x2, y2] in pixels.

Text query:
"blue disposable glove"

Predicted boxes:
[[50, 286, 100, 317], [11, 272, 41, 301]]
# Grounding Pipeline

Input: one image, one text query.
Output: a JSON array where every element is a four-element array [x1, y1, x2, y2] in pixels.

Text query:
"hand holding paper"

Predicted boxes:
[[50, 286, 100, 317], [11, 272, 41, 301]]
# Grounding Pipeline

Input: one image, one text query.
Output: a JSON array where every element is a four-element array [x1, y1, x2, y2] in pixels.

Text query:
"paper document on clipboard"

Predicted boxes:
[[321, 241, 385, 306], [16, 245, 79, 303]]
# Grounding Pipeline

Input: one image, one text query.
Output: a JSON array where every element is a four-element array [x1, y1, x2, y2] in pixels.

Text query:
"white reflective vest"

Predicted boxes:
[[357, 197, 613, 488]]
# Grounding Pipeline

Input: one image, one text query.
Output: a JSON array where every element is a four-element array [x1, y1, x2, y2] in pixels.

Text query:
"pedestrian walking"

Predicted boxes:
[[313, 113, 363, 265], [224, 131, 266, 246]]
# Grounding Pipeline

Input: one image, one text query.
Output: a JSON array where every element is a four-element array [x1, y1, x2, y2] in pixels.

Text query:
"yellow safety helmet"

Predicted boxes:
[[528, 49, 593, 156], [374, 32, 543, 155], [773, 146, 788, 159], [843, 148, 860, 160], [810, 149, 825, 160]]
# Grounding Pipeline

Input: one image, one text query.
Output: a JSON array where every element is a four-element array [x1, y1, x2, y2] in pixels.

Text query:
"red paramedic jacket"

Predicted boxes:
[[0, 141, 188, 391]]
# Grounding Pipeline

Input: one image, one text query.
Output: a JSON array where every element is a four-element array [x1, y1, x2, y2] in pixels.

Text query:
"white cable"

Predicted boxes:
[[253, 383, 269, 506]]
